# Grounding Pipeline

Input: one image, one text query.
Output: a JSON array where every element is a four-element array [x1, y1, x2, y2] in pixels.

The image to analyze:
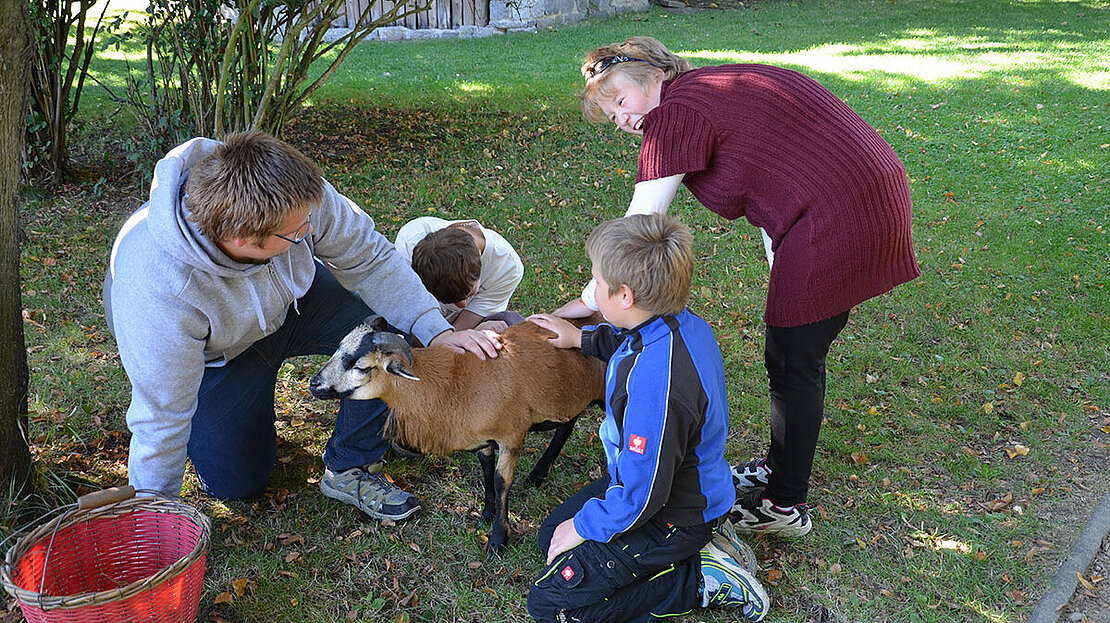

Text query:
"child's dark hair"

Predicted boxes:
[[411, 227, 482, 304]]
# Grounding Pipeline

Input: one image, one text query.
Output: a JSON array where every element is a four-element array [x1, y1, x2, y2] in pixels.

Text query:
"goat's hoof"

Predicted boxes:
[[484, 540, 506, 558], [524, 473, 547, 488]]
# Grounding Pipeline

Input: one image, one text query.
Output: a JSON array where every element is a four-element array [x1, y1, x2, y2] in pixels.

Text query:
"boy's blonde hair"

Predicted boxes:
[[587, 213, 693, 316], [185, 132, 324, 244], [579, 36, 693, 124]]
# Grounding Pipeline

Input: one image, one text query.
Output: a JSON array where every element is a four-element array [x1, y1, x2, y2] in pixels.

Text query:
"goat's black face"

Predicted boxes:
[[309, 315, 416, 400]]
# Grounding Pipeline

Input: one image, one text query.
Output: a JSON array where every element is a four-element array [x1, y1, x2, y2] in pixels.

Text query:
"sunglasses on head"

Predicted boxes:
[[586, 55, 656, 79]]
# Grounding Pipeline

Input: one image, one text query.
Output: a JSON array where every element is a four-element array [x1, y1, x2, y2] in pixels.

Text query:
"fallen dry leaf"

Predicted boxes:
[[278, 533, 304, 546], [765, 568, 783, 583], [214, 591, 234, 605], [987, 492, 1014, 511], [1025, 546, 1040, 563], [1006, 444, 1030, 459]]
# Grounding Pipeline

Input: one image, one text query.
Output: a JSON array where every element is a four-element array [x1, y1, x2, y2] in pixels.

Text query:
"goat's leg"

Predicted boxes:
[[524, 417, 579, 488], [477, 442, 497, 523], [486, 439, 522, 558]]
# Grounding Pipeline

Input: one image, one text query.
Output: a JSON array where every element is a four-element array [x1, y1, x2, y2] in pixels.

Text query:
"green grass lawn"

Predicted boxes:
[[6, 0, 1109, 621]]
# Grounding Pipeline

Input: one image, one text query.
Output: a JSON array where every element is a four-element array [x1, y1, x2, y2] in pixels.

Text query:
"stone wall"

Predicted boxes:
[[328, 0, 649, 41], [490, 0, 647, 30]]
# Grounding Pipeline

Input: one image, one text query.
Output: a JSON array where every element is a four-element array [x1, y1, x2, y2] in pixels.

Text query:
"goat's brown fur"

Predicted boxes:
[[310, 316, 605, 555], [380, 321, 603, 456]]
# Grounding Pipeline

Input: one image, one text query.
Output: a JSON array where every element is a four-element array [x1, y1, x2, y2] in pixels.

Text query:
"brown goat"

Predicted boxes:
[[309, 315, 605, 556]]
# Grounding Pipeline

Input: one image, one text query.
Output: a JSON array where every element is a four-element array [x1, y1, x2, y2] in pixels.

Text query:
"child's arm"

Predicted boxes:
[[451, 309, 487, 331], [573, 379, 695, 543], [527, 314, 582, 350]]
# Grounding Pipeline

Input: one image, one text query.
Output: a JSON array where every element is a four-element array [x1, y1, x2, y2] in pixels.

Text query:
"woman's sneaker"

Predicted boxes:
[[732, 458, 772, 489], [730, 488, 812, 538], [320, 462, 422, 521], [699, 541, 770, 621]]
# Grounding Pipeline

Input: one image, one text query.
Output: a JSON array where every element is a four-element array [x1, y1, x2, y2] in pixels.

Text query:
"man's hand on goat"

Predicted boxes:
[[546, 518, 586, 565], [528, 314, 582, 350], [429, 328, 502, 360]]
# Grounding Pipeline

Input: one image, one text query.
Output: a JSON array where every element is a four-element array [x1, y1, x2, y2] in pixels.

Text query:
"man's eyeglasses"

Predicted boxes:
[[273, 210, 313, 244], [585, 55, 654, 79]]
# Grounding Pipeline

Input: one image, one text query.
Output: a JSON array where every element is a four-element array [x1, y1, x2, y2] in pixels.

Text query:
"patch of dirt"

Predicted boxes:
[[1062, 532, 1110, 623]]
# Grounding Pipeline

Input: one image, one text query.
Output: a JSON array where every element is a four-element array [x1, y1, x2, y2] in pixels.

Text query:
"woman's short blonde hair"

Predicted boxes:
[[185, 132, 324, 244], [579, 36, 693, 124], [587, 213, 694, 316]]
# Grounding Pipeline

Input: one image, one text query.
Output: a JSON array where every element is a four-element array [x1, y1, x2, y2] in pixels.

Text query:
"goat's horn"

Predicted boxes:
[[370, 331, 414, 364], [361, 314, 390, 332]]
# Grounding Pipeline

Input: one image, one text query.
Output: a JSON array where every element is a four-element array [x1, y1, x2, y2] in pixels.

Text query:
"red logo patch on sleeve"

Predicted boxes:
[[561, 565, 575, 581], [629, 434, 647, 454]]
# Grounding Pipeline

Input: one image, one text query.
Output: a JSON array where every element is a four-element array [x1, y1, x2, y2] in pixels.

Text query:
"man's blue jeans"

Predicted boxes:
[[187, 266, 391, 500]]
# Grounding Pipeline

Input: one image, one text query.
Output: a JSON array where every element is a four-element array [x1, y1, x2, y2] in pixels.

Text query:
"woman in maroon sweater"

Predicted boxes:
[[554, 37, 919, 538]]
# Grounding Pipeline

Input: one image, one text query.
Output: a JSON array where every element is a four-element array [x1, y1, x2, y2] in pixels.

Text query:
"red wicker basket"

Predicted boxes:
[[1, 486, 210, 623]]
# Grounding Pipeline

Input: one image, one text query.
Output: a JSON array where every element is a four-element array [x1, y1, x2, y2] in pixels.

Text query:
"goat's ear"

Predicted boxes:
[[364, 315, 390, 332], [384, 356, 420, 381]]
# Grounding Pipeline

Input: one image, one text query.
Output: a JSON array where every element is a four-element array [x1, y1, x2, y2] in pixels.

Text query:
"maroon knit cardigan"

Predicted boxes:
[[638, 64, 920, 327]]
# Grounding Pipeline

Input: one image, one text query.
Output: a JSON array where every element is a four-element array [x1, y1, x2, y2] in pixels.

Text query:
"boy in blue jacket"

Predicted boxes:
[[528, 214, 768, 622]]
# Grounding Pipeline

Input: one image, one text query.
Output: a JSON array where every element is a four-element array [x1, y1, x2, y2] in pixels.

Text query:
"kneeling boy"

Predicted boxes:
[[527, 214, 769, 622]]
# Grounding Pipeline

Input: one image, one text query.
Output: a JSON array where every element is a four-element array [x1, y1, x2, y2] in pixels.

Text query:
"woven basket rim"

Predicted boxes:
[[0, 496, 211, 611]]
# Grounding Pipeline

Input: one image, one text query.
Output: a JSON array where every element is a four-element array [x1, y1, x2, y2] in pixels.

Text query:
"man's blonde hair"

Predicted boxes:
[[579, 36, 693, 124], [587, 213, 693, 316], [185, 132, 324, 244]]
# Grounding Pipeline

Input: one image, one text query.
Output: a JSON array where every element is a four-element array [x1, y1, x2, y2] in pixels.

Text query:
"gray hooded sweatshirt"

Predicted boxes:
[[104, 137, 451, 496]]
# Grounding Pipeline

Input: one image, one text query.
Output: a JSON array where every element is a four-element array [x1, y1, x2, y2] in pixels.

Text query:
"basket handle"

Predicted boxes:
[[77, 485, 136, 510]]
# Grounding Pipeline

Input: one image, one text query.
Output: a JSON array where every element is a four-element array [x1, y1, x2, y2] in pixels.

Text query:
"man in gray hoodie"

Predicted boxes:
[[104, 132, 501, 519]]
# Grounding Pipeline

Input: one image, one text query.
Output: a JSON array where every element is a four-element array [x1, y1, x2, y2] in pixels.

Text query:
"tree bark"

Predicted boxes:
[[0, 0, 34, 495]]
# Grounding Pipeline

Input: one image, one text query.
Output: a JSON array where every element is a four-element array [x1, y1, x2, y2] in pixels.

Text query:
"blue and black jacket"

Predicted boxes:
[[572, 309, 735, 543]]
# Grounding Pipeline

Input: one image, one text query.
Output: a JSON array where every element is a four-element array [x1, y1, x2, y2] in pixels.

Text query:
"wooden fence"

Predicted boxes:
[[342, 0, 490, 30]]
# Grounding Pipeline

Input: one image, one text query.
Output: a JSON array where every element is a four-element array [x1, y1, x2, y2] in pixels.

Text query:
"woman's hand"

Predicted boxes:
[[546, 518, 585, 565], [527, 314, 583, 350], [551, 297, 595, 319], [428, 328, 502, 360]]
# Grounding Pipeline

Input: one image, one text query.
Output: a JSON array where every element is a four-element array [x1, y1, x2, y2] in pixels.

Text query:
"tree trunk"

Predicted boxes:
[[0, 0, 34, 495]]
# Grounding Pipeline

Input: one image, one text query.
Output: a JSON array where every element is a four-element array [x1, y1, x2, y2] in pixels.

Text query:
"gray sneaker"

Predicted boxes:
[[712, 520, 758, 574], [320, 462, 421, 521]]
